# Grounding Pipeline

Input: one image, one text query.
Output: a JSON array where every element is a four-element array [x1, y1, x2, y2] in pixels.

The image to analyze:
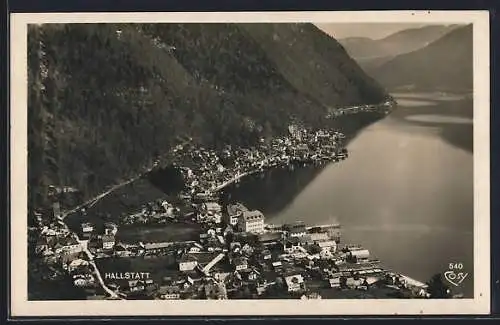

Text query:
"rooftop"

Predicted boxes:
[[242, 210, 264, 222], [257, 232, 282, 243]]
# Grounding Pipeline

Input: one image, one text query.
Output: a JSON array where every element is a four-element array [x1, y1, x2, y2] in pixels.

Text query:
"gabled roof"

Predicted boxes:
[[242, 210, 264, 222]]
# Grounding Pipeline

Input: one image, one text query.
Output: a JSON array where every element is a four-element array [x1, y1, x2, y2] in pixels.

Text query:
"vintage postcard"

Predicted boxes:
[[10, 10, 490, 316]]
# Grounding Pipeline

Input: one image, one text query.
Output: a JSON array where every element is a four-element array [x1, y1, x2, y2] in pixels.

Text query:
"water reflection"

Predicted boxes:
[[405, 115, 472, 124], [226, 92, 473, 297], [221, 164, 326, 215]]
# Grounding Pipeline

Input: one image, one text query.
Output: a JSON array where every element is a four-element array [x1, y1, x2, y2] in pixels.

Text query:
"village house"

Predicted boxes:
[[317, 240, 337, 254], [284, 222, 307, 238], [329, 277, 341, 289], [284, 274, 306, 293], [187, 242, 204, 254], [260, 249, 273, 261], [272, 261, 283, 272], [238, 210, 265, 234], [346, 277, 365, 289], [204, 280, 228, 300], [179, 254, 198, 272], [211, 265, 233, 282], [202, 202, 222, 214], [127, 280, 146, 293], [81, 222, 94, 238], [102, 234, 116, 250], [348, 248, 370, 263], [52, 202, 62, 220], [226, 204, 245, 226], [158, 285, 181, 300], [73, 273, 95, 288], [66, 258, 89, 273], [35, 236, 54, 256], [283, 237, 306, 254], [241, 243, 254, 256], [229, 241, 242, 253], [54, 235, 82, 255], [232, 257, 249, 271], [104, 222, 119, 235], [207, 211, 223, 224], [309, 232, 329, 242], [241, 268, 261, 282]]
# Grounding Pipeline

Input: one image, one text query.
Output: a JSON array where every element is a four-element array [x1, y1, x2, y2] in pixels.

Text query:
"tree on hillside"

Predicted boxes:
[[426, 273, 452, 298]]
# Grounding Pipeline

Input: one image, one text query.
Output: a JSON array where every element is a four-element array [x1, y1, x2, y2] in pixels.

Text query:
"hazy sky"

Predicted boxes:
[[315, 23, 431, 40]]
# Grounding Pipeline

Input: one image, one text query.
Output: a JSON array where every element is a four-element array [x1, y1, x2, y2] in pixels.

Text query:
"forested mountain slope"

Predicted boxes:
[[28, 23, 389, 208]]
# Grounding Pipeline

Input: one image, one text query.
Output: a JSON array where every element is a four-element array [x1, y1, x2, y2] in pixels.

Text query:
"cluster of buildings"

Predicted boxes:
[[168, 126, 348, 200], [326, 100, 395, 119], [29, 118, 431, 300], [30, 184, 430, 300], [119, 199, 179, 225]]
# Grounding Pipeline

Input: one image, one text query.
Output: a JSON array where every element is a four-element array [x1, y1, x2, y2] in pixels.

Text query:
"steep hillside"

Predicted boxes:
[[28, 23, 388, 208], [241, 24, 386, 109], [370, 24, 473, 91]]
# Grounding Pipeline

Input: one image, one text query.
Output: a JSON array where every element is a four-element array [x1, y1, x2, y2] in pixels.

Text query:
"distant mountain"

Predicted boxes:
[[370, 24, 473, 92], [339, 25, 461, 70], [28, 23, 388, 208]]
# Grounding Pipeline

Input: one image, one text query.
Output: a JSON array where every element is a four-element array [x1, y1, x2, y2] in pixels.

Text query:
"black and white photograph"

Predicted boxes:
[[10, 11, 490, 316]]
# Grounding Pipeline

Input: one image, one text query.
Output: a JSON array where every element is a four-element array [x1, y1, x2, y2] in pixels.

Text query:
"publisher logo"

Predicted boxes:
[[444, 263, 468, 287]]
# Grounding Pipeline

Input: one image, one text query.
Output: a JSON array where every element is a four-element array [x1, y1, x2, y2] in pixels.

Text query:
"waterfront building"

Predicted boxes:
[[318, 240, 337, 253], [284, 222, 307, 238], [349, 249, 370, 262], [257, 232, 282, 246], [238, 210, 265, 234]]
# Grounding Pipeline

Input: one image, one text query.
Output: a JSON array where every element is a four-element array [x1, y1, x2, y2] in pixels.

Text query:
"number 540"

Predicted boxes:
[[449, 263, 463, 270]]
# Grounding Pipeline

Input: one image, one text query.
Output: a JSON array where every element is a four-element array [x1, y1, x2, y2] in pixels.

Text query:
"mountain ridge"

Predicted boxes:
[[28, 23, 389, 209], [338, 24, 462, 70], [370, 24, 473, 92]]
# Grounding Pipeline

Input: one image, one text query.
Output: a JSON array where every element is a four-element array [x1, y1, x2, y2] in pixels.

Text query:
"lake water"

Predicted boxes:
[[226, 93, 474, 297]]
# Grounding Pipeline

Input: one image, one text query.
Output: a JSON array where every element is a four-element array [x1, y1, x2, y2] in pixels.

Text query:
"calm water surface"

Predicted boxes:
[[228, 93, 474, 297]]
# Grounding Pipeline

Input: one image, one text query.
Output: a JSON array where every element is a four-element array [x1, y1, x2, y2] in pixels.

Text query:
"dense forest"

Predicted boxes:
[[28, 23, 389, 209]]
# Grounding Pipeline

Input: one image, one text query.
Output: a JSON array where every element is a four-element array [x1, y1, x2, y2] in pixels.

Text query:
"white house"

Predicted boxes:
[[349, 249, 370, 262], [329, 277, 341, 288], [309, 232, 329, 242], [179, 254, 198, 272], [238, 210, 265, 234], [228, 215, 240, 226], [284, 274, 305, 292], [81, 222, 94, 234], [318, 240, 337, 253], [102, 234, 115, 250]]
